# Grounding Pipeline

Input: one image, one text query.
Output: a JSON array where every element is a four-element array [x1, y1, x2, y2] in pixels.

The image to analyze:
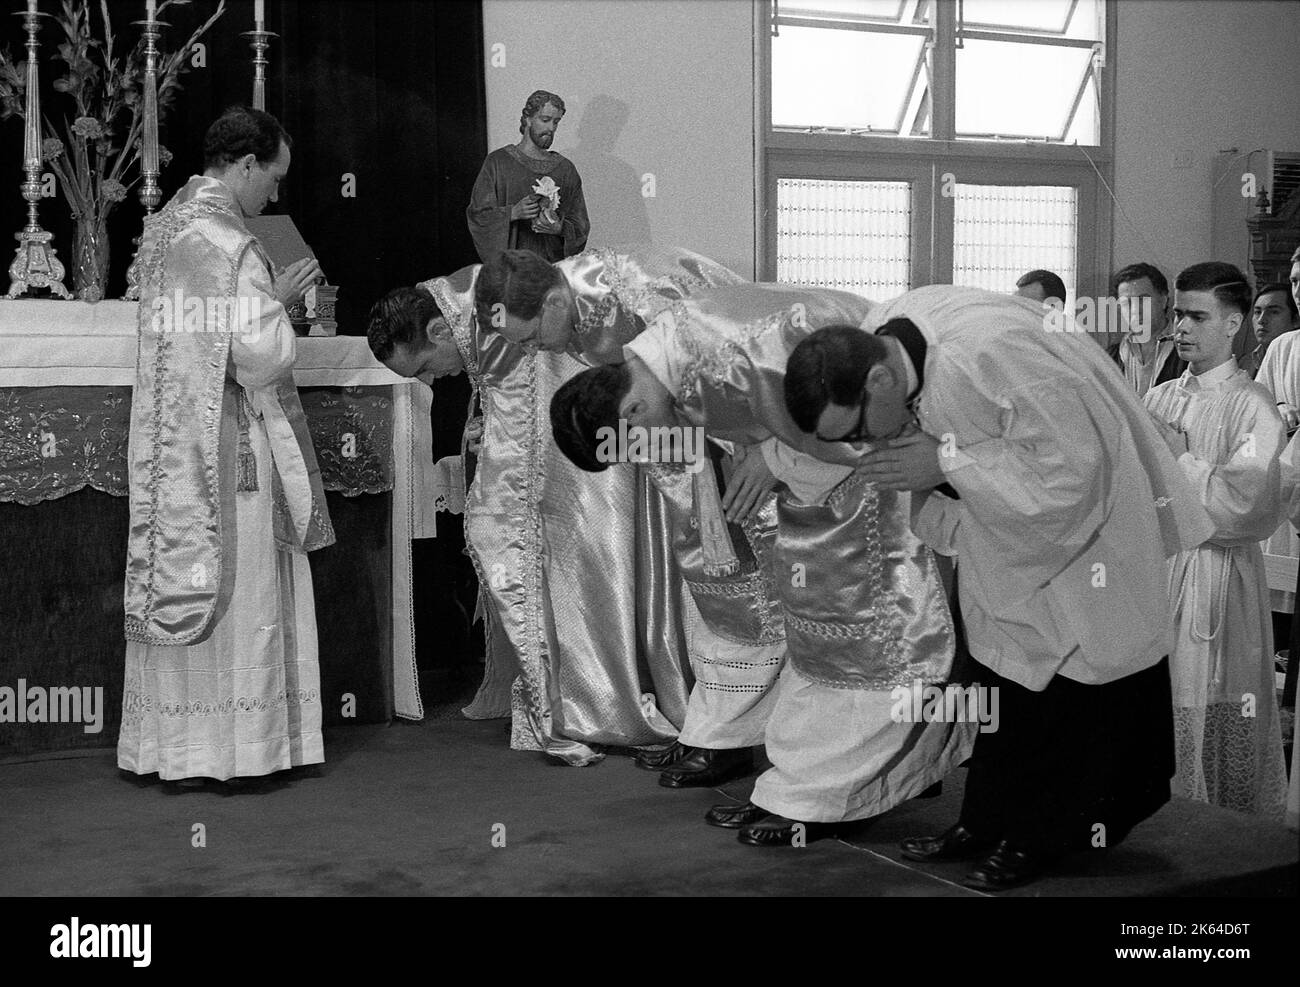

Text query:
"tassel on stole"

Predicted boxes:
[[235, 390, 259, 491], [693, 458, 740, 578]]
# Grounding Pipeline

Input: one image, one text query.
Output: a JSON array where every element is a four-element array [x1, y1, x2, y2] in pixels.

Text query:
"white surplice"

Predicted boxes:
[[1254, 329, 1300, 612], [1144, 360, 1289, 819]]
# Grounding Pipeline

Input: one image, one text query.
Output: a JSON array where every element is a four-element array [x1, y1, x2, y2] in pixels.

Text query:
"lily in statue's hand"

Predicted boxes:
[[274, 257, 323, 309], [857, 428, 947, 492]]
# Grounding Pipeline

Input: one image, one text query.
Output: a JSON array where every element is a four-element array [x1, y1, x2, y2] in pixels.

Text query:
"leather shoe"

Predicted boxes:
[[738, 814, 838, 847], [962, 841, 1050, 891], [659, 746, 753, 788], [899, 823, 996, 862], [704, 800, 769, 829], [634, 741, 691, 771]]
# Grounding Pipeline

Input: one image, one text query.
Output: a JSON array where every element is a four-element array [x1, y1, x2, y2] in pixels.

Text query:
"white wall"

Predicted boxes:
[[481, 0, 1300, 285], [1112, 0, 1300, 280], [481, 0, 756, 277]]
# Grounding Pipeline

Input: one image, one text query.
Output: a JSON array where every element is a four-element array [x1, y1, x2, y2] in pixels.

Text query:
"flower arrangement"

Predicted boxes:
[[0, 0, 225, 299]]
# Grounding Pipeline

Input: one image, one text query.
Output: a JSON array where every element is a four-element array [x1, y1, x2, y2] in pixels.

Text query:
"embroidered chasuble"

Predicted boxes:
[[119, 175, 334, 781]]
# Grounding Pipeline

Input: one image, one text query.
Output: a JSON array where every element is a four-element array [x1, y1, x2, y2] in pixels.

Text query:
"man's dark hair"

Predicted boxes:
[[784, 324, 891, 434], [474, 249, 563, 332], [1175, 261, 1252, 317], [550, 364, 632, 472], [1016, 269, 1067, 304], [520, 90, 565, 134], [1252, 281, 1300, 322], [1111, 261, 1169, 298], [367, 285, 439, 362], [203, 106, 292, 169]]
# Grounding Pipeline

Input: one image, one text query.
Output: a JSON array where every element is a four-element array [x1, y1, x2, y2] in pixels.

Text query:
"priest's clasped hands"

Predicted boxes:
[[856, 427, 950, 491]]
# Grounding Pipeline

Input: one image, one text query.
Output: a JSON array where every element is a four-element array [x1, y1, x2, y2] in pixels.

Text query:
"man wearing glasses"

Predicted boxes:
[[786, 285, 1212, 889]]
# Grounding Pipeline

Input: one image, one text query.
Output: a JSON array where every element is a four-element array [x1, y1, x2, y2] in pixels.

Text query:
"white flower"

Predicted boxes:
[[532, 176, 561, 209]]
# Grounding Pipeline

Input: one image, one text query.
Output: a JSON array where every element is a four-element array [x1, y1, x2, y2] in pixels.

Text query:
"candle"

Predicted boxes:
[[28, 1, 37, 16], [145, 0, 155, 18], [254, 0, 264, 24]]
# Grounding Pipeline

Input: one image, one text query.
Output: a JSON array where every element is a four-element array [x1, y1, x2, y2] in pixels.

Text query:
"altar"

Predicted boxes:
[[0, 299, 449, 755]]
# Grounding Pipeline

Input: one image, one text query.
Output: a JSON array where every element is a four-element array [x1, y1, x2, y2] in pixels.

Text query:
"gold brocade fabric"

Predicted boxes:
[[0, 386, 393, 504], [561, 246, 747, 363], [777, 474, 954, 689], [645, 463, 783, 647]]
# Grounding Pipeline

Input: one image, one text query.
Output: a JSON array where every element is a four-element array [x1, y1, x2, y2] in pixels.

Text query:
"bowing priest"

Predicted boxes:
[[1143, 263, 1289, 820], [120, 107, 333, 785], [368, 268, 695, 765], [476, 248, 797, 788], [549, 284, 975, 833], [790, 285, 1213, 890]]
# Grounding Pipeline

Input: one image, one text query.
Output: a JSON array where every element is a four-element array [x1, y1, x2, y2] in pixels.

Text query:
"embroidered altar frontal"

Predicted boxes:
[[0, 384, 396, 756]]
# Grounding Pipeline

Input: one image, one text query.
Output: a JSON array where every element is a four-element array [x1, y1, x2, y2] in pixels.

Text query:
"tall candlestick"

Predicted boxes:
[[123, 3, 165, 300], [7, 0, 71, 298]]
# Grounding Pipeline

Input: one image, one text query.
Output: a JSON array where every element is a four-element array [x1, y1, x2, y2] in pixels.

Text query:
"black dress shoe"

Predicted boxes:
[[899, 823, 996, 862], [962, 841, 1050, 891], [634, 741, 692, 771], [738, 814, 839, 847], [704, 800, 770, 829], [659, 746, 753, 788]]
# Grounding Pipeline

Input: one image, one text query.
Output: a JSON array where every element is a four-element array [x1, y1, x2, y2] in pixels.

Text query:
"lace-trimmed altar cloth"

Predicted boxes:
[[0, 303, 438, 721]]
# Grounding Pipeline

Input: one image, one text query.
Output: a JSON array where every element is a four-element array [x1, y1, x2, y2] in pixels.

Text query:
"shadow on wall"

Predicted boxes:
[[567, 94, 652, 248]]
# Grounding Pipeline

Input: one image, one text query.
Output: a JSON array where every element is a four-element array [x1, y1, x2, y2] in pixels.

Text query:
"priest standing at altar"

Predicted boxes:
[[119, 107, 332, 785], [467, 89, 590, 264]]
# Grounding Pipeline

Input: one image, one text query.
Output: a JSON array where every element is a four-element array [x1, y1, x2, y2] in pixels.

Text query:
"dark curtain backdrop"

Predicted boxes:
[[2, 0, 486, 696]]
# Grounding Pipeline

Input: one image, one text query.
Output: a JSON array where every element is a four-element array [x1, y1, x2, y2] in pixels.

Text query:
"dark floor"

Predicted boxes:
[[1, 712, 1296, 897]]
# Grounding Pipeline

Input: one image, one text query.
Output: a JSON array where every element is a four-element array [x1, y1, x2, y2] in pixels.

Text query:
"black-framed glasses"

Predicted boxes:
[[839, 381, 872, 444]]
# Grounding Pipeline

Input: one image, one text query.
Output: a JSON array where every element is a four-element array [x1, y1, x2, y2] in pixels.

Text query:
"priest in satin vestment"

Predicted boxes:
[[476, 247, 790, 785], [796, 286, 1213, 889], [120, 108, 334, 783], [367, 265, 697, 765], [1143, 263, 1289, 820], [548, 284, 976, 837]]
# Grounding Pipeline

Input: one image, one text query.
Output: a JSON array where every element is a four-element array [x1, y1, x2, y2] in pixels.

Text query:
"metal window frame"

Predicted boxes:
[[755, 0, 1117, 295]]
